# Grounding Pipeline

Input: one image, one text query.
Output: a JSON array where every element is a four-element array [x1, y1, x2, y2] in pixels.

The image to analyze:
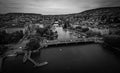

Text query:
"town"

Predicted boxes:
[[0, 7, 120, 73]]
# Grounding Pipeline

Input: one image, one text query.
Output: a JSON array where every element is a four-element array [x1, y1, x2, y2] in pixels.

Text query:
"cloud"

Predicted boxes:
[[0, 0, 120, 14]]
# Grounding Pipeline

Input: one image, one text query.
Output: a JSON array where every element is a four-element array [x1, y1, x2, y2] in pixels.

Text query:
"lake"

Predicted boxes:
[[2, 44, 120, 73]]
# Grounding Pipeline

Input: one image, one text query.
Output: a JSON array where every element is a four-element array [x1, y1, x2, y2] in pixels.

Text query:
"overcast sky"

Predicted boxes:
[[0, 0, 120, 15]]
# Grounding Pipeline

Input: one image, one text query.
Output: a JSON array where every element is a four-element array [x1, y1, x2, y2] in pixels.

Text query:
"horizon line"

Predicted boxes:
[[0, 6, 120, 15]]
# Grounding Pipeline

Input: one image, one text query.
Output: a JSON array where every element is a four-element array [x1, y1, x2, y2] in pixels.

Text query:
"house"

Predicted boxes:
[[34, 23, 44, 28], [89, 27, 109, 35]]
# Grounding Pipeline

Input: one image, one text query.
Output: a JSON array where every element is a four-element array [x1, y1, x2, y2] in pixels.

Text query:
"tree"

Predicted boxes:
[[81, 28, 89, 32], [25, 38, 40, 51], [63, 20, 70, 29]]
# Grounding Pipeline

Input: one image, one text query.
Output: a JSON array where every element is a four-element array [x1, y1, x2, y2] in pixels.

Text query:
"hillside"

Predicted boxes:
[[68, 7, 120, 27], [0, 7, 120, 28]]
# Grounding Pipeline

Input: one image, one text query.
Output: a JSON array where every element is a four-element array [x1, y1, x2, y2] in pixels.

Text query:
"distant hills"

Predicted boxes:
[[0, 7, 120, 28], [71, 7, 120, 24], [63, 7, 120, 27]]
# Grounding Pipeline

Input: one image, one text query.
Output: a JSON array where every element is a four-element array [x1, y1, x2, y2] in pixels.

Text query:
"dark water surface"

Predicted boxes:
[[2, 44, 120, 73]]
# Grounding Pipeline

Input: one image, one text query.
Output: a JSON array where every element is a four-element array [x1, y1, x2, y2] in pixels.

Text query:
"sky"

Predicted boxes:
[[0, 0, 120, 15]]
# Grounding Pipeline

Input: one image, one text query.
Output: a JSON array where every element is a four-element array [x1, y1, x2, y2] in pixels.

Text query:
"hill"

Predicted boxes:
[[67, 7, 120, 27], [0, 7, 120, 28]]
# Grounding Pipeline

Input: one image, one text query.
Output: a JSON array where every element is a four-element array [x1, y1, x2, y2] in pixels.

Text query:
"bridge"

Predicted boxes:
[[41, 37, 103, 47]]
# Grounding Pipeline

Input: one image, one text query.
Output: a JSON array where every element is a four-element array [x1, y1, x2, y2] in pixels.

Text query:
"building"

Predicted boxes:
[[89, 27, 109, 35]]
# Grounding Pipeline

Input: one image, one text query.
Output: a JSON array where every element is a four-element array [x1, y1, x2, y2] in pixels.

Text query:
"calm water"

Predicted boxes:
[[53, 26, 78, 40], [3, 44, 120, 73], [2, 26, 120, 73]]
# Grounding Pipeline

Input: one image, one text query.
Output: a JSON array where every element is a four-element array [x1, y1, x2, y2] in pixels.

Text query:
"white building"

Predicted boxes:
[[89, 27, 109, 35], [34, 23, 44, 28]]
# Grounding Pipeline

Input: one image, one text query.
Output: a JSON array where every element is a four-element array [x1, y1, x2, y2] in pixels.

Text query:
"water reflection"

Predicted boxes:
[[53, 26, 78, 40]]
